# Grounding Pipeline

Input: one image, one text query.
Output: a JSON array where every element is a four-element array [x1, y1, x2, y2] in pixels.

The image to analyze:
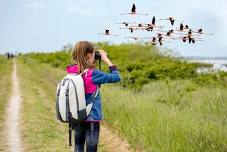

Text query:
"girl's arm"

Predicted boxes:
[[92, 66, 121, 84]]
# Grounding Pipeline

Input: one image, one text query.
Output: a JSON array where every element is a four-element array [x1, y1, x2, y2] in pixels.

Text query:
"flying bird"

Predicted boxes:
[[175, 35, 202, 44], [116, 22, 136, 27], [144, 26, 163, 32], [182, 36, 188, 43], [176, 23, 187, 31], [166, 30, 174, 37], [130, 23, 163, 32], [121, 24, 161, 33], [156, 33, 175, 40], [125, 36, 149, 40], [175, 23, 194, 34], [188, 36, 203, 44], [98, 29, 118, 36], [178, 23, 190, 31], [148, 37, 158, 45], [143, 16, 157, 26], [140, 17, 164, 30], [148, 36, 170, 46], [119, 27, 140, 33], [160, 29, 187, 38], [180, 23, 184, 31], [159, 17, 185, 26], [137, 23, 146, 27], [152, 16, 156, 25], [185, 29, 202, 38], [185, 25, 189, 29], [120, 3, 149, 16], [192, 28, 213, 35]]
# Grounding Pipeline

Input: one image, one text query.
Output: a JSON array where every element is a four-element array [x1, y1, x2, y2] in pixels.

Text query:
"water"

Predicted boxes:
[[188, 59, 227, 72]]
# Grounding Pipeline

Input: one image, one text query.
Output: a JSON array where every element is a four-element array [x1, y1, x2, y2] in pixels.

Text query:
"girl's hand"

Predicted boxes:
[[98, 49, 108, 61], [98, 49, 113, 66]]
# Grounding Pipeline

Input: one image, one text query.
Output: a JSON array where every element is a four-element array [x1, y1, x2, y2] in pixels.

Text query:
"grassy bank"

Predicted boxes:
[[0, 56, 13, 151]]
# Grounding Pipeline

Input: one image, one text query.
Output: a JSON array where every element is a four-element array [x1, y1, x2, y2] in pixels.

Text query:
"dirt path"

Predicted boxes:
[[100, 125, 132, 152], [6, 60, 21, 152]]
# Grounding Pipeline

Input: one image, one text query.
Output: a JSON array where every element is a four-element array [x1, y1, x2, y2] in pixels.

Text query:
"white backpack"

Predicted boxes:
[[55, 69, 98, 146], [56, 69, 98, 123]]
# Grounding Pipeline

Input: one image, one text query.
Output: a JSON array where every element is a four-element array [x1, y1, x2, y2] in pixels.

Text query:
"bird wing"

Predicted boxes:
[[132, 4, 136, 13], [180, 23, 184, 30], [170, 19, 175, 26], [152, 16, 156, 25]]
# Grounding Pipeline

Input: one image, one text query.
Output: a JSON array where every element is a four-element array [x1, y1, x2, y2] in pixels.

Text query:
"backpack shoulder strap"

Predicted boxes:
[[85, 87, 99, 114], [79, 69, 89, 77], [91, 87, 99, 100]]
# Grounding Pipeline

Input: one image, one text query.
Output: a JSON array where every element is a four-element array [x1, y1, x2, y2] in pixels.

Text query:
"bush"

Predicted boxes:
[[22, 42, 227, 89]]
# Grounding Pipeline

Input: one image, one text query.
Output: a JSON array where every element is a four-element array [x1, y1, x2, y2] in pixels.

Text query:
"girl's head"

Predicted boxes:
[[72, 41, 96, 73]]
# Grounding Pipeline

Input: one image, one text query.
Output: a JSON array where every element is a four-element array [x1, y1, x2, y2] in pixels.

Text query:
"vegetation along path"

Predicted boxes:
[[0, 56, 13, 151]]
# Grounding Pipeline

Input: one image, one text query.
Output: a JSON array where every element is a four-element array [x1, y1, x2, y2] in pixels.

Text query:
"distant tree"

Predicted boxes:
[[62, 42, 73, 51]]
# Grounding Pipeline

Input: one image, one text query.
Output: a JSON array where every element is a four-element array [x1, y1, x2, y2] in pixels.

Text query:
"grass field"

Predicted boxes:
[[17, 55, 227, 151], [0, 56, 13, 151]]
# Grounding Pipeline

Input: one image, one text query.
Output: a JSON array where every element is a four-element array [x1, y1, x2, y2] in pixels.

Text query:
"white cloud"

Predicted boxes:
[[66, 5, 104, 16], [67, 5, 92, 16], [25, 1, 45, 10]]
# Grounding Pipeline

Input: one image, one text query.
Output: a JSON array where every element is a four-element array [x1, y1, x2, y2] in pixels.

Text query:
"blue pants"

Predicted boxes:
[[74, 122, 100, 152]]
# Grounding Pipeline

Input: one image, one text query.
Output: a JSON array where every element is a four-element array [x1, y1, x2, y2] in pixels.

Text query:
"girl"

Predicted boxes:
[[66, 41, 121, 152]]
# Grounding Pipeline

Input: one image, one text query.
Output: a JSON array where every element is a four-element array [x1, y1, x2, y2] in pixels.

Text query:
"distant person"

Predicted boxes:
[[6, 52, 10, 60], [65, 41, 121, 152], [10, 54, 14, 59]]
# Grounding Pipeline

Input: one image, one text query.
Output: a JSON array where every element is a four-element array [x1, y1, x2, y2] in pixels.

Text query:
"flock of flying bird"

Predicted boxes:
[[98, 3, 213, 46]]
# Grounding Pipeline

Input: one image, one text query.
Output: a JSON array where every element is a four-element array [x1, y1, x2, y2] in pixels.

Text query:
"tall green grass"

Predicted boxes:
[[0, 56, 13, 151], [101, 81, 227, 151]]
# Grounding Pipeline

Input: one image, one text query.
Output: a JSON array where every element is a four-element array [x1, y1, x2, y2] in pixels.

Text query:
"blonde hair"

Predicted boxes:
[[72, 41, 95, 73]]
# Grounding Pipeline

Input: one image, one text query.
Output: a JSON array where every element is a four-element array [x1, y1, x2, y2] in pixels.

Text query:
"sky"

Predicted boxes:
[[0, 0, 227, 57]]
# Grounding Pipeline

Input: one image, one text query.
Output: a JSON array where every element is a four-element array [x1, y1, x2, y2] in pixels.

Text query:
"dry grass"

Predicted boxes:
[[0, 57, 13, 151]]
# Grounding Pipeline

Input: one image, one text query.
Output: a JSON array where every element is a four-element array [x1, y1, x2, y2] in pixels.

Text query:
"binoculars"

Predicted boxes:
[[94, 51, 101, 60]]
